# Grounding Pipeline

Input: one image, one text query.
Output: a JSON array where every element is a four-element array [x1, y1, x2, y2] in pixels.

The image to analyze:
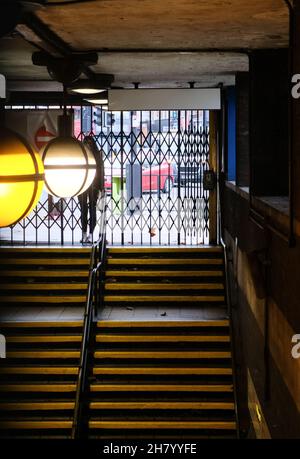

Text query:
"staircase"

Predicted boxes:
[[0, 321, 83, 438], [0, 247, 90, 438], [0, 247, 90, 309], [86, 246, 237, 439], [0, 246, 238, 439], [104, 246, 225, 309]]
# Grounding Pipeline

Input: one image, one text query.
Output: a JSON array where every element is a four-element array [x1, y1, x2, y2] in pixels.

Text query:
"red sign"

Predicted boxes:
[[34, 125, 55, 150]]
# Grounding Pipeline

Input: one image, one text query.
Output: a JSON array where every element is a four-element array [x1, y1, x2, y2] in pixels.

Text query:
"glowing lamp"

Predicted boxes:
[[68, 77, 113, 95], [71, 87, 105, 95], [84, 98, 108, 105], [41, 137, 96, 198], [0, 127, 44, 228]]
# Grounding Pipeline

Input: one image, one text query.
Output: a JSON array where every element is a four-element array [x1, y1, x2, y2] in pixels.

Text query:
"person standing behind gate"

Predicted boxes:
[[78, 136, 104, 244]]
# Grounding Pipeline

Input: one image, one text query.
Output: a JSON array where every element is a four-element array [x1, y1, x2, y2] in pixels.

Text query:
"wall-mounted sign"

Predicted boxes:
[[108, 88, 221, 111], [5, 110, 61, 151], [34, 125, 56, 150]]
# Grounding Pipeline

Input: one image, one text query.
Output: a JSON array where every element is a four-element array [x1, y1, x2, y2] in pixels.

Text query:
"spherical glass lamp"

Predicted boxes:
[[41, 136, 96, 198], [0, 127, 44, 228]]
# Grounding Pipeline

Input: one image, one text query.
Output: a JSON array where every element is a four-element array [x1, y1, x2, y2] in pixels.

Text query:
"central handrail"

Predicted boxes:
[[71, 190, 107, 439]]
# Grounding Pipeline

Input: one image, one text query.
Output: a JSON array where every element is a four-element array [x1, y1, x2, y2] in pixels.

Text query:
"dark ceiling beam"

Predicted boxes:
[[17, 12, 71, 56], [6, 91, 88, 106], [7, 80, 62, 92], [16, 11, 95, 79]]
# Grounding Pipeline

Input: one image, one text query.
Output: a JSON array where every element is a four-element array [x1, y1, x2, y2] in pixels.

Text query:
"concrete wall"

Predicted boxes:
[[224, 185, 300, 438], [223, 4, 300, 438]]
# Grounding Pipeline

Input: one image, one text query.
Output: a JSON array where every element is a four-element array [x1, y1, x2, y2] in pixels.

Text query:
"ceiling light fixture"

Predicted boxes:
[[84, 98, 108, 105], [68, 74, 114, 95], [41, 86, 96, 198], [71, 87, 106, 95], [0, 127, 44, 227]]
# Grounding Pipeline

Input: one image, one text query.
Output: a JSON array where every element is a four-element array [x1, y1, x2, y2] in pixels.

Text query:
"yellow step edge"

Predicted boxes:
[[0, 271, 89, 278], [0, 384, 76, 392], [0, 402, 75, 411], [89, 401, 235, 410], [88, 421, 236, 430], [0, 421, 73, 429], [0, 321, 83, 328], [6, 336, 82, 343], [106, 270, 223, 277], [105, 283, 224, 291], [90, 384, 233, 392], [97, 320, 229, 328], [6, 351, 80, 359], [108, 247, 222, 254], [95, 335, 230, 343], [94, 351, 231, 359], [0, 367, 79, 375], [2, 258, 90, 265], [0, 248, 90, 254], [93, 367, 232, 375], [104, 295, 225, 302], [0, 296, 86, 303], [107, 259, 223, 265], [0, 284, 88, 290]]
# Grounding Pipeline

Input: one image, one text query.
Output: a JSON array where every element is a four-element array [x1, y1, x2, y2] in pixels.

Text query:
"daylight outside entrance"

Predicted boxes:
[[0, 106, 212, 246]]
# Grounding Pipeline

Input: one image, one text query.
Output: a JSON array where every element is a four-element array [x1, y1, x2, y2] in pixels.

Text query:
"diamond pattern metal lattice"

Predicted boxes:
[[1, 108, 210, 246]]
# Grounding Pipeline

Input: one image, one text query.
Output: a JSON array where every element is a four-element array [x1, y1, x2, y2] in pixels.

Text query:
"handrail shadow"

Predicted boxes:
[[218, 176, 241, 438]]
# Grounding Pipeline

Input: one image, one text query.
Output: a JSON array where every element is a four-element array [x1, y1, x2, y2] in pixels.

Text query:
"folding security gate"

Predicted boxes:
[[0, 107, 213, 246]]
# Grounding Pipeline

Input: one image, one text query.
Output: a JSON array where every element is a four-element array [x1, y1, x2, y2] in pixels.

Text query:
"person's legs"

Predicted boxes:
[[87, 187, 99, 242], [78, 191, 88, 242]]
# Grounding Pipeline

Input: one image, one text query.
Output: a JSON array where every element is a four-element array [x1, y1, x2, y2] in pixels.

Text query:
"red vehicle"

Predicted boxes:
[[104, 160, 174, 194]]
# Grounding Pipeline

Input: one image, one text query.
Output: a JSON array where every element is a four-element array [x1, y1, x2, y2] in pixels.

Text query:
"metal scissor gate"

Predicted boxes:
[[0, 107, 211, 246]]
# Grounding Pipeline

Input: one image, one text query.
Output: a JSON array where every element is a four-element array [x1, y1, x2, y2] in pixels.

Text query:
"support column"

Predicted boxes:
[[250, 50, 289, 196], [236, 72, 250, 188], [293, 1, 300, 222]]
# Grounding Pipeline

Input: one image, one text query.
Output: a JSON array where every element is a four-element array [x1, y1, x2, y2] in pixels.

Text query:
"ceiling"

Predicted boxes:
[[36, 0, 289, 50], [87, 52, 249, 88], [0, 0, 289, 93]]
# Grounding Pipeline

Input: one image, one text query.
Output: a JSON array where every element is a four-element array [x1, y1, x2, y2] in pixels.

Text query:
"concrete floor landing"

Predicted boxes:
[[0, 304, 227, 323]]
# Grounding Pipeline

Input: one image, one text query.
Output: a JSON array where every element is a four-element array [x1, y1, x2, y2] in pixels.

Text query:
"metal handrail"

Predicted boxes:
[[217, 177, 241, 438], [71, 190, 107, 439]]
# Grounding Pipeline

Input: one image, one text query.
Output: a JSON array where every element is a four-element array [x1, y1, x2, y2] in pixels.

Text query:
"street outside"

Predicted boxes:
[[0, 185, 209, 246]]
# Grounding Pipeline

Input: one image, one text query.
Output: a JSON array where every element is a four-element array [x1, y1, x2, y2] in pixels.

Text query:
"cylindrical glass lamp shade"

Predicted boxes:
[[0, 127, 44, 228], [41, 137, 96, 198]]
